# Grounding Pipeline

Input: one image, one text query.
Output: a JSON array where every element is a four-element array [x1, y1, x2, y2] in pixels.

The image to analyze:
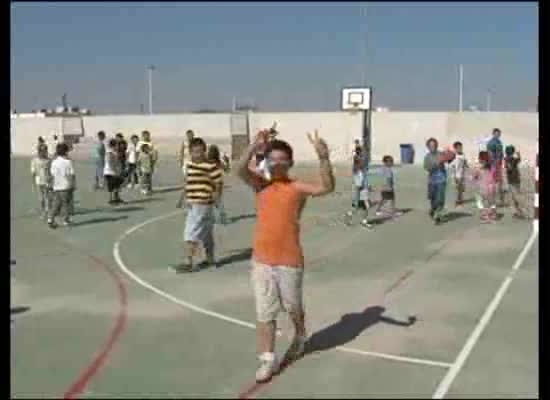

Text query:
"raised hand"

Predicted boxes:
[[307, 130, 330, 160]]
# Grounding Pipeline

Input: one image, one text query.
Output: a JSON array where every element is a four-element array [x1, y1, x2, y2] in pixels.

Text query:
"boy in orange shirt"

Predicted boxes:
[[237, 129, 335, 383]]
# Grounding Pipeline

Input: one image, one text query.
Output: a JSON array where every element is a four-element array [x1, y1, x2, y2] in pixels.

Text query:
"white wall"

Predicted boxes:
[[11, 117, 63, 156], [11, 111, 538, 165], [249, 111, 363, 163]]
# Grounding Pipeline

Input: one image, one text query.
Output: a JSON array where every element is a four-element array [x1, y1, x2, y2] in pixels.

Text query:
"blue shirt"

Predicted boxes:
[[91, 141, 106, 162], [424, 152, 447, 185], [487, 137, 503, 163]]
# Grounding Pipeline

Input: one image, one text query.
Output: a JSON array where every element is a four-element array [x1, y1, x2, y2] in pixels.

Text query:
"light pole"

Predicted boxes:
[[458, 64, 464, 112], [147, 65, 155, 115]]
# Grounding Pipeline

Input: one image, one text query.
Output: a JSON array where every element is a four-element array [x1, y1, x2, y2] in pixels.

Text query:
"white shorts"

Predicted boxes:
[[250, 260, 304, 323]]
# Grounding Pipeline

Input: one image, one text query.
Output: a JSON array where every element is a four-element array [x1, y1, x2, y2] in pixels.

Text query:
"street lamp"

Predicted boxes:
[[147, 65, 155, 115]]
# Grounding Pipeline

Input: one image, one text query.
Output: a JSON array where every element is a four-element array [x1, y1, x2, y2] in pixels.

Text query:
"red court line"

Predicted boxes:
[[63, 254, 128, 399]]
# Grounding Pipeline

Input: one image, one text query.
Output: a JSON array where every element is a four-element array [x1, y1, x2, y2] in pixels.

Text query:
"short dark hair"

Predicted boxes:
[[453, 141, 463, 148], [115, 132, 124, 139], [38, 136, 45, 143], [142, 130, 151, 137], [265, 139, 293, 161], [505, 145, 515, 155], [38, 144, 48, 154], [130, 134, 139, 140], [493, 128, 501, 135], [189, 137, 207, 151], [109, 139, 118, 148], [141, 143, 150, 152], [186, 130, 194, 136], [56, 143, 69, 156], [207, 144, 221, 162], [426, 137, 438, 148], [98, 131, 106, 138], [382, 155, 394, 164]]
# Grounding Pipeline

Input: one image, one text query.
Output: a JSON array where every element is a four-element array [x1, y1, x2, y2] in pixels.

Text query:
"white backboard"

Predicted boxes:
[[341, 87, 372, 111]]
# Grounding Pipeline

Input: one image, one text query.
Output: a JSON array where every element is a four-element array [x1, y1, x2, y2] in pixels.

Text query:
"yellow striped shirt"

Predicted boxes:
[[185, 161, 223, 204]]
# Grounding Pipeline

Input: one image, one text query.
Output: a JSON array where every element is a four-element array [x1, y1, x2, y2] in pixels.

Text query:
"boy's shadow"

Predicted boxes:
[[369, 208, 413, 226], [305, 306, 416, 354], [215, 248, 253, 268], [227, 214, 256, 224], [440, 211, 473, 224]]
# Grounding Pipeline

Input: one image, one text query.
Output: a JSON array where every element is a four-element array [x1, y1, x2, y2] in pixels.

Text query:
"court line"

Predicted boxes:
[[113, 210, 452, 369], [36, 232, 130, 400], [432, 228, 539, 399]]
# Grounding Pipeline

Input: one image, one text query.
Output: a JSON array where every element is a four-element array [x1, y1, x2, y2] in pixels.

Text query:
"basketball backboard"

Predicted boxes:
[[341, 87, 372, 111]]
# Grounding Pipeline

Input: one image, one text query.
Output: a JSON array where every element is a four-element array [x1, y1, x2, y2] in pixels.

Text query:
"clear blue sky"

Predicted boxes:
[[11, 2, 538, 113]]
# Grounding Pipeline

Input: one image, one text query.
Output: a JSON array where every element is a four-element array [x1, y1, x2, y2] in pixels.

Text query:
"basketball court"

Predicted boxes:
[[11, 156, 538, 398]]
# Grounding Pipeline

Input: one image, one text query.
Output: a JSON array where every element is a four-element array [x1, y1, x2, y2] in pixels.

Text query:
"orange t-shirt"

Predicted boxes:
[[252, 179, 305, 267]]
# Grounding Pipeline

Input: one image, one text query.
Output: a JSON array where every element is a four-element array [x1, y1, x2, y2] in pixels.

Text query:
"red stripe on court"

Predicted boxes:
[[63, 254, 128, 399]]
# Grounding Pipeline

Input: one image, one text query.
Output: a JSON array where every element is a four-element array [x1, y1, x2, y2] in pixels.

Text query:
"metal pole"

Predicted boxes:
[[148, 65, 155, 115], [459, 64, 463, 112]]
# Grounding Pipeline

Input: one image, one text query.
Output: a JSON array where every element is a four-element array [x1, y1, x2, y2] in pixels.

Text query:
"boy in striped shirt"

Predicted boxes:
[[176, 137, 223, 273]]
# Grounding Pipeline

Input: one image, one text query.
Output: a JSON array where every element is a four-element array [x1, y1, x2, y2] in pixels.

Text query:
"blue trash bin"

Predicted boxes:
[[400, 144, 415, 164]]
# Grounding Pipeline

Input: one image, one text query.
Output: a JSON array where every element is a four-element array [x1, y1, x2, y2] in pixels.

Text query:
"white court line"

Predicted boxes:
[[113, 211, 452, 369], [432, 229, 539, 399]]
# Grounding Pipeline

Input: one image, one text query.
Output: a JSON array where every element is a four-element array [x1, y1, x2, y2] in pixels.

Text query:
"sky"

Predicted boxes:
[[11, 2, 538, 113]]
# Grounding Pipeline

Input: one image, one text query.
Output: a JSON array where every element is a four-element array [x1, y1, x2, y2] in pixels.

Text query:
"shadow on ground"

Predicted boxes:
[[11, 306, 31, 316], [74, 205, 145, 215], [71, 216, 129, 227], [227, 214, 256, 224], [369, 208, 413, 226], [124, 197, 163, 205], [441, 211, 473, 224], [153, 186, 184, 194], [216, 248, 253, 268], [305, 306, 417, 354]]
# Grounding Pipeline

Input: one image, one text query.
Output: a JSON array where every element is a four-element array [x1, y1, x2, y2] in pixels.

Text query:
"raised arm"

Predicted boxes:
[[294, 130, 335, 197], [235, 131, 268, 191]]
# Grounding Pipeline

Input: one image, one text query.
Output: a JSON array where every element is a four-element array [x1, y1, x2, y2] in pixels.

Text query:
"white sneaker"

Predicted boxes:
[[360, 219, 374, 229], [255, 352, 280, 383], [376, 211, 384, 217]]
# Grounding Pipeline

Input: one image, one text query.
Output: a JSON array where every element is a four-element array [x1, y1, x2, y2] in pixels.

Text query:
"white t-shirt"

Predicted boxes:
[[127, 143, 138, 164], [104, 149, 121, 176], [50, 156, 75, 191], [30, 157, 51, 186], [48, 140, 59, 158], [449, 153, 468, 180]]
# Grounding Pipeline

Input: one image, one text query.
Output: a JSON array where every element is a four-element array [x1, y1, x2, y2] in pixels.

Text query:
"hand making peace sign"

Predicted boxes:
[[307, 130, 330, 160]]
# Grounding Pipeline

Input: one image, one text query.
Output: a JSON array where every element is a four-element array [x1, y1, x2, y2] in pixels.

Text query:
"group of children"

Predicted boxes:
[[30, 141, 76, 228], [93, 130, 158, 204], [347, 130, 529, 227]]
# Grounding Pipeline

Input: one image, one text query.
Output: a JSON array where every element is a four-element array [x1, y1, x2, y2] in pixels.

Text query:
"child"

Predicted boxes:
[[30, 144, 52, 220], [423, 138, 449, 225], [504, 145, 527, 219], [345, 146, 373, 229], [48, 143, 76, 228], [375, 155, 402, 218], [207, 144, 227, 225], [126, 135, 140, 189], [104, 139, 124, 205], [473, 151, 497, 223], [176, 137, 223, 273], [138, 143, 154, 196], [449, 141, 468, 207]]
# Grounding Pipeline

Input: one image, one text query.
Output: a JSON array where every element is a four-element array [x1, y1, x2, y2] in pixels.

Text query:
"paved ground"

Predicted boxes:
[[11, 157, 538, 398]]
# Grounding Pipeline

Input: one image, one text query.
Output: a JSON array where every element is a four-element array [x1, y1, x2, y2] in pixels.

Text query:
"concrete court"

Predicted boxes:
[[11, 156, 538, 398]]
